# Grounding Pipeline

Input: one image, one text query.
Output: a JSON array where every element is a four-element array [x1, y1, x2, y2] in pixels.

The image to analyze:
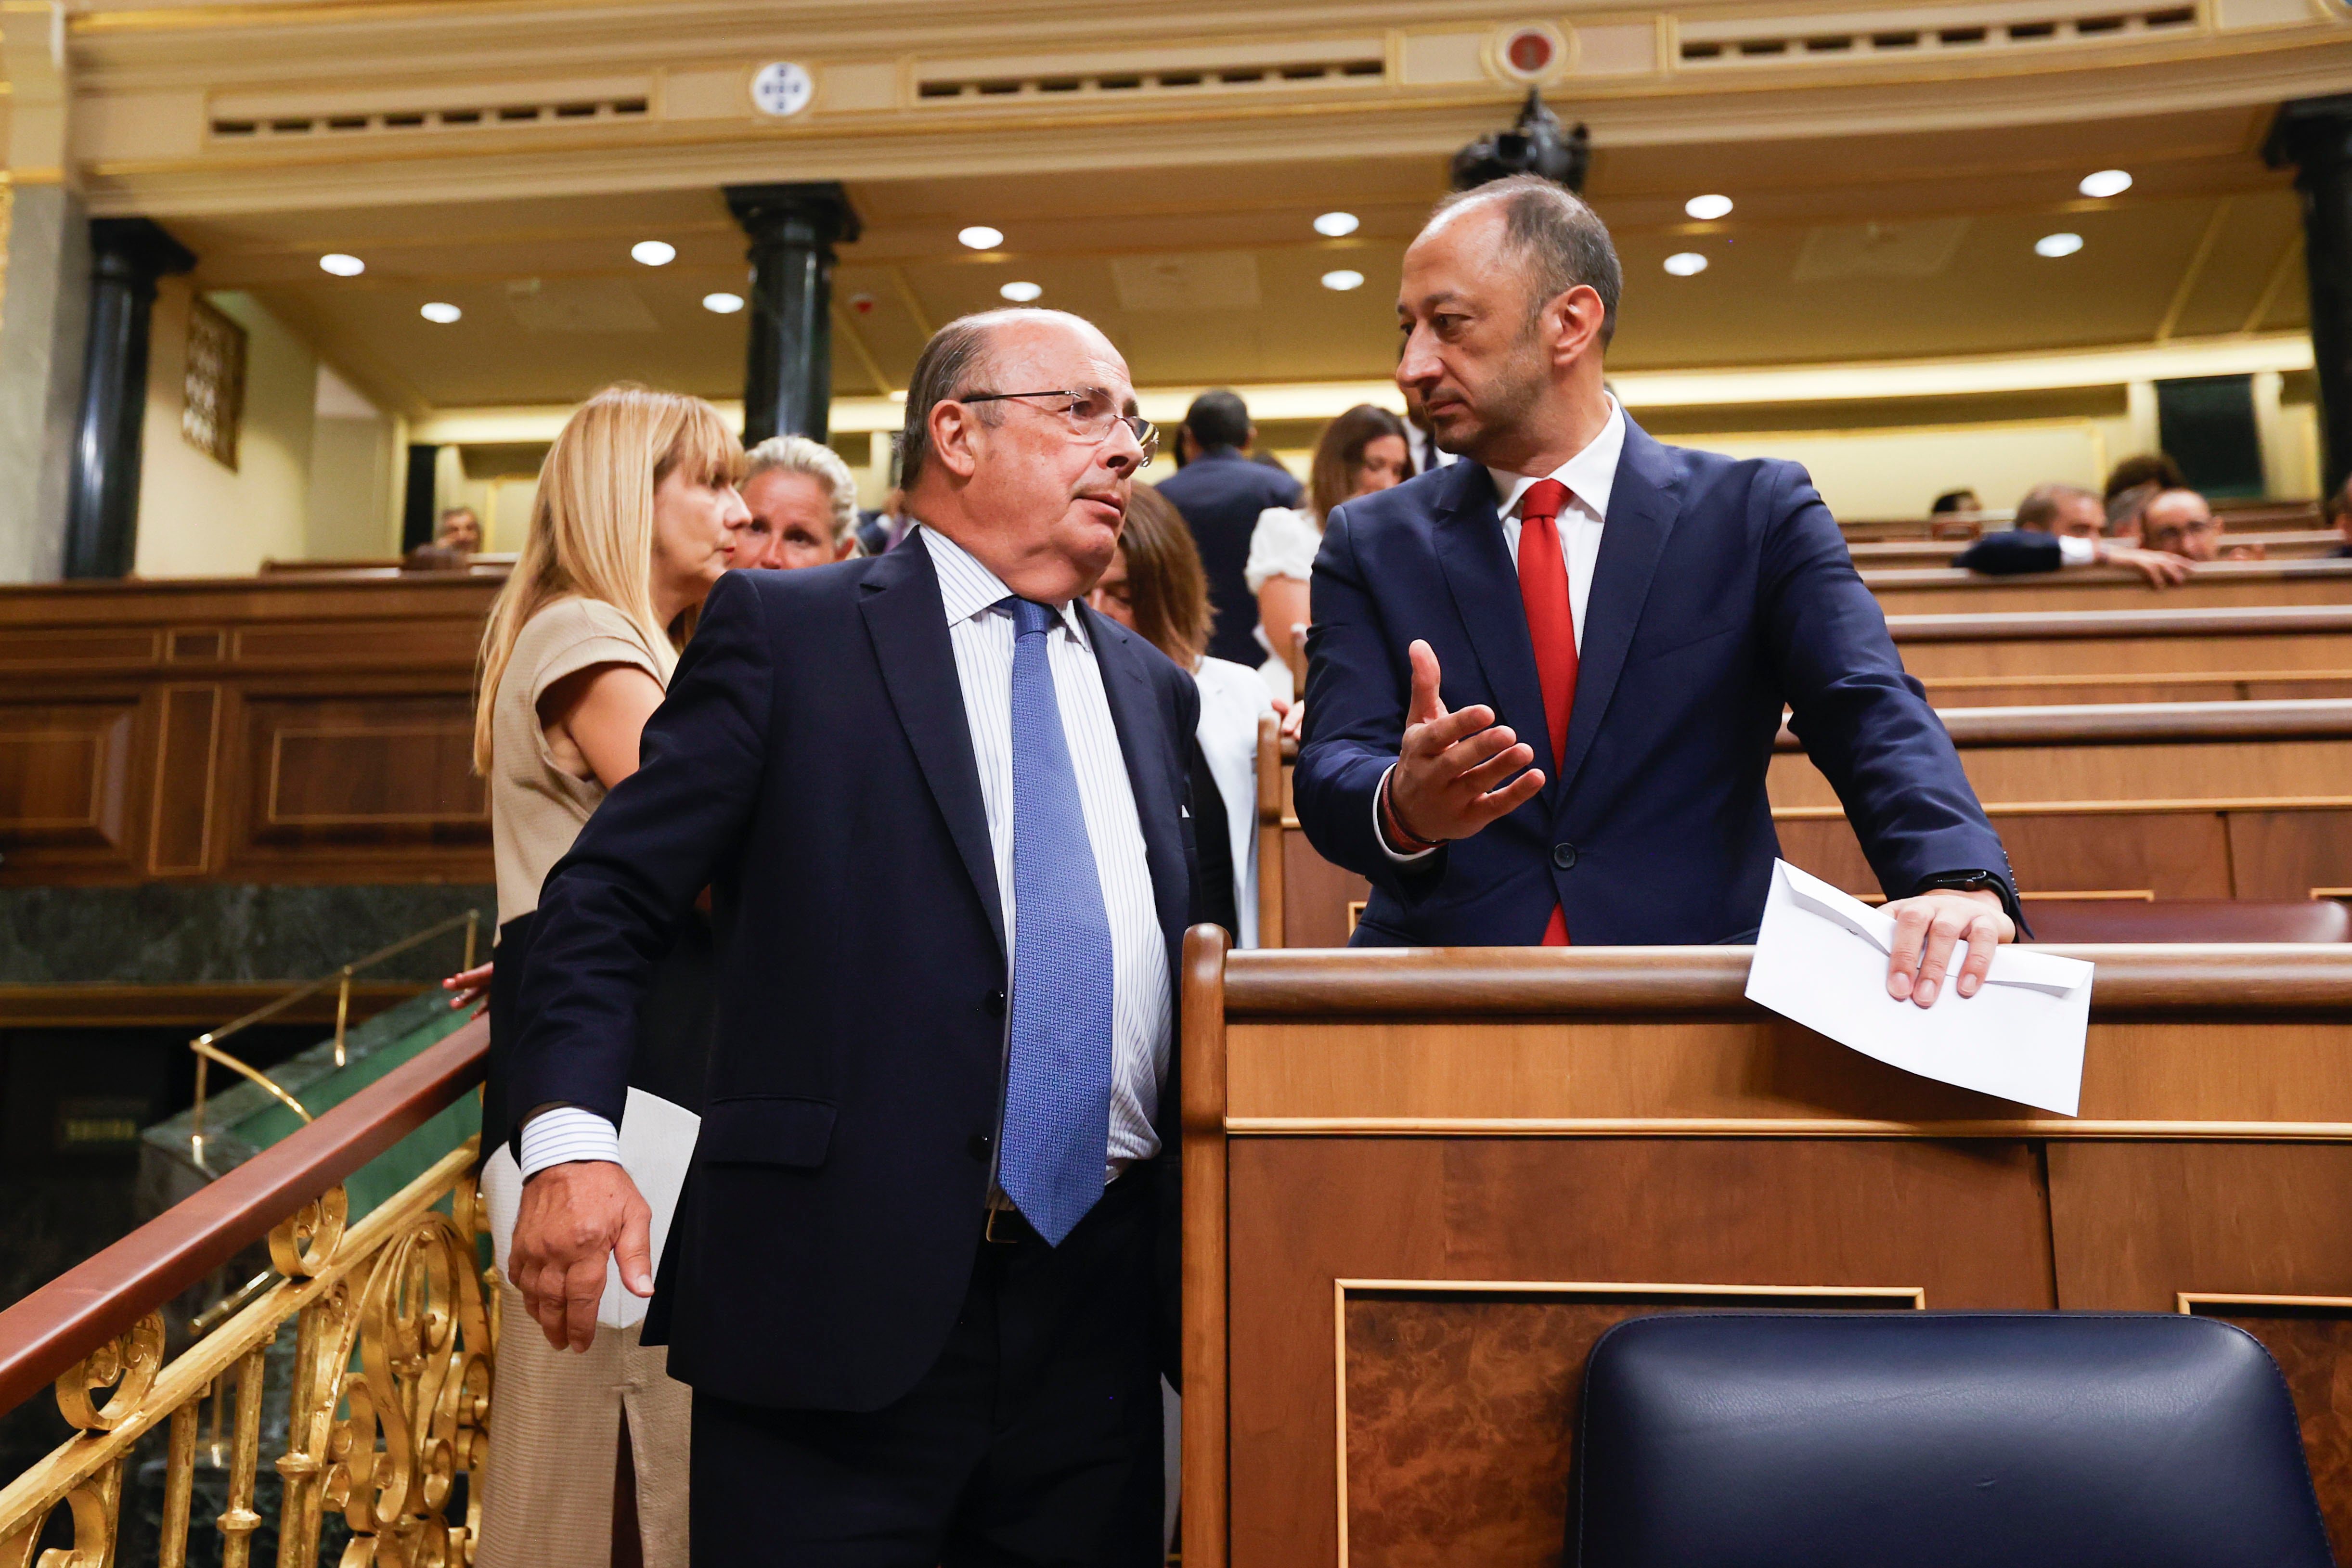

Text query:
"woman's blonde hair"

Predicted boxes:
[[472, 384, 744, 773]]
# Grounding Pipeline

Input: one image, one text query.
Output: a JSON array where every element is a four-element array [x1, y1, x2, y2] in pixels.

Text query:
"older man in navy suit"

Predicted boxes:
[[503, 308, 1196, 1564], [1296, 176, 2023, 1007]]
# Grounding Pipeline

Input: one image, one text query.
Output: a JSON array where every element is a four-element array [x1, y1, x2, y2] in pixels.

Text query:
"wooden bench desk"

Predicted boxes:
[[1848, 529, 2346, 568], [1891, 604, 2352, 706], [1181, 936, 2352, 1568], [1863, 557, 2352, 617]]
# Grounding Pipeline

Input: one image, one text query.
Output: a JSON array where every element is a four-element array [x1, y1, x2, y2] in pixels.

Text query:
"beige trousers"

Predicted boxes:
[[475, 1289, 693, 1568]]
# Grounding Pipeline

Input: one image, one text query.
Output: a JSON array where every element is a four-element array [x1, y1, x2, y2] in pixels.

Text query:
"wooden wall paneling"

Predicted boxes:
[[221, 694, 489, 882], [2225, 810, 2352, 899], [1181, 927, 1232, 1568], [0, 704, 138, 859], [145, 683, 223, 876], [1865, 561, 2352, 617], [1777, 806, 2236, 901], [1282, 828, 1369, 948]]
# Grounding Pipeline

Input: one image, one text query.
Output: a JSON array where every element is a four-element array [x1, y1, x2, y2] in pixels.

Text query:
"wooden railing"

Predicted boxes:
[[0, 1018, 491, 1567]]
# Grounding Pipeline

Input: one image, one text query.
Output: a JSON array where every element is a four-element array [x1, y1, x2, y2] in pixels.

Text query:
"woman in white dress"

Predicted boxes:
[[1091, 482, 1279, 949], [1242, 404, 1413, 700]]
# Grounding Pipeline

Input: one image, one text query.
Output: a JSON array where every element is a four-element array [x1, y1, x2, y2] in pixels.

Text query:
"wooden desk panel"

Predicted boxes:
[[1865, 559, 2352, 617], [1187, 941, 2352, 1568]]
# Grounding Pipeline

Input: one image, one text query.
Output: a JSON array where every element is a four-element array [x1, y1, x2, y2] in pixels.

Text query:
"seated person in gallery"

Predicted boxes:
[[1949, 482, 2190, 586], [436, 505, 483, 553], [2329, 475, 2352, 558], [1293, 175, 2024, 1009], [2139, 487, 2259, 562]]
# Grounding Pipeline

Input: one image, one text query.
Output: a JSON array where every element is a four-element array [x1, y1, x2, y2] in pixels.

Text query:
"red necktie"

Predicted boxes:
[[1518, 478, 1577, 946]]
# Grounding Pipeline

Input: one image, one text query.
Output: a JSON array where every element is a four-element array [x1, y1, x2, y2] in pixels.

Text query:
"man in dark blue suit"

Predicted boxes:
[[1154, 388, 1302, 666], [1297, 175, 2023, 1008], [1951, 482, 2188, 585], [503, 309, 1196, 1564]]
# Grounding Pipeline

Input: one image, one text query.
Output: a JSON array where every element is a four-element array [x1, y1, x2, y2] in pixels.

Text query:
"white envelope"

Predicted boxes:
[[1744, 859, 2093, 1116], [483, 1086, 700, 1329]]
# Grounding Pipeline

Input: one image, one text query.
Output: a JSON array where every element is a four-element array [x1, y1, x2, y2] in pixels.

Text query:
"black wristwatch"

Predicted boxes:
[[1911, 869, 2027, 932]]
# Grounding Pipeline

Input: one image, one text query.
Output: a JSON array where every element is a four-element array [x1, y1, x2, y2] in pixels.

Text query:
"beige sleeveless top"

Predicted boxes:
[[490, 596, 676, 924]]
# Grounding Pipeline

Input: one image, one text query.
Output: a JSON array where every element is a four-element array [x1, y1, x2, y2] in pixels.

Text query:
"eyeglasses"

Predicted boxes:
[[956, 386, 1158, 465]]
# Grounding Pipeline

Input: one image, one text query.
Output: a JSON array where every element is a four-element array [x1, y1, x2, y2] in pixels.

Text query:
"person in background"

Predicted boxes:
[[858, 485, 915, 556], [437, 505, 484, 553], [1402, 382, 1456, 476], [2106, 481, 2158, 541], [402, 542, 472, 573], [1092, 481, 1279, 946], [1244, 404, 1412, 700], [1950, 481, 2191, 587], [464, 384, 748, 1568], [2139, 486, 2258, 561], [1931, 488, 1981, 518], [734, 435, 860, 570], [2105, 451, 2187, 503], [2326, 474, 2352, 557], [1155, 388, 1303, 666]]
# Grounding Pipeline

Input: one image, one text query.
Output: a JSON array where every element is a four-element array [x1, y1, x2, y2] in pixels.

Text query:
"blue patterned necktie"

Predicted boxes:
[[996, 596, 1116, 1246]]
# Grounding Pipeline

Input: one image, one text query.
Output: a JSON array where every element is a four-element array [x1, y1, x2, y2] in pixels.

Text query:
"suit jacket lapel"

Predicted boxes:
[[1434, 463, 1556, 776], [1562, 419, 1682, 796], [857, 542, 1007, 958], [1077, 602, 1189, 947]]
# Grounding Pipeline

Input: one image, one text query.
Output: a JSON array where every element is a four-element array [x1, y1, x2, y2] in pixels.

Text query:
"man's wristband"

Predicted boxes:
[[1380, 769, 1445, 853]]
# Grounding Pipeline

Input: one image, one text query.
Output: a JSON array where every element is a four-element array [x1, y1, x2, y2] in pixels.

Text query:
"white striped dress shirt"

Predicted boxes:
[[519, 524, 1173, 1184]]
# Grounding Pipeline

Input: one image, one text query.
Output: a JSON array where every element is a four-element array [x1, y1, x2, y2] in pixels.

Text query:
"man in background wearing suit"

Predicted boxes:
[[1951, 481, 2189, 586], [503, 308, 1197, 1565], [1155, 387, 1302, 667], [1296, 175, 2023, 1008]]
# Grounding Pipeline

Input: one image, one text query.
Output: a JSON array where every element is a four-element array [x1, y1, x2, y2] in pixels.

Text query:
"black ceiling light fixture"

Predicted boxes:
[[1449, 89, 1590, 193]]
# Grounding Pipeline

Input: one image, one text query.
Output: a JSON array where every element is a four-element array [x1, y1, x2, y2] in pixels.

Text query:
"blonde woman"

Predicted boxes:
[[731, 433, 862, 569], [470, 384, 746, 1568]]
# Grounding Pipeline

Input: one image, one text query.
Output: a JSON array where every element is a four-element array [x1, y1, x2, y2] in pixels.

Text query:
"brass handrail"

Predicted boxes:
[[188, 908, 479, 1160]]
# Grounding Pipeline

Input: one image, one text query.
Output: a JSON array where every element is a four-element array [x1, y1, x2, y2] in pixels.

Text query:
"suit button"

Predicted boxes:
[[982, 988, 1007, 1017], [1552, 843, 1579, 870], [967, 1132, 993, 1162]]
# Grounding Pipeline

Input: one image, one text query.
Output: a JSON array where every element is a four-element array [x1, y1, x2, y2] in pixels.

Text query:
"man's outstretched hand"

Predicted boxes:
[[1881, 888, 2015, 1010], [1386, 640, 1546, 847], [509, 1159, 653, 1352]]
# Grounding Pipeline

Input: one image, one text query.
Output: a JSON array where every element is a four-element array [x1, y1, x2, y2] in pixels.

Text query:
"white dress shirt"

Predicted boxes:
[[1376, 396, 1628, 862], [518, 525, 1173, 1184]]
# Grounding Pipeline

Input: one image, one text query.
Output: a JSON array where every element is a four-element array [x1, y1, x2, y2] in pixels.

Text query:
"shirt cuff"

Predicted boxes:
[[517, 1105, 621, 1180], [2057, 534, 2096, 566], [1374, 764, 1440, 863]]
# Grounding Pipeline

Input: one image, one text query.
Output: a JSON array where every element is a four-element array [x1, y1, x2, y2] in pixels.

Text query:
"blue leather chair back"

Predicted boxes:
[[1575, 1311, 2333, 1568]]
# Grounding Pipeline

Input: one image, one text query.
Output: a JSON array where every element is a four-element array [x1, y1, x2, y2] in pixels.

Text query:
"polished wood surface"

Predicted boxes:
[[1186, 944, 2352, 1568], [1863, 557, 2352, 616], [0, 981, 417, 1028], [0, 1015, 485, 1417], [1848, 530, 2349, 567], [0, 575, 498, 885]]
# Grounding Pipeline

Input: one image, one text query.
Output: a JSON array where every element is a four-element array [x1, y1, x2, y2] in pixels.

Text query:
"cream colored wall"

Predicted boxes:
[[134, 286, 316, 577], [1642, 416, 2126, 520], [305, 363, 401, 558]]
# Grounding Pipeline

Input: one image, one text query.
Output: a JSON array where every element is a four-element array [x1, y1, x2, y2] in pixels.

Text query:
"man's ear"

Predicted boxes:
[[835, 536, 858, 562], [1550, 285, 1606, 367], [930, 400, 984, 481], [1245, 424, 1259, 450]]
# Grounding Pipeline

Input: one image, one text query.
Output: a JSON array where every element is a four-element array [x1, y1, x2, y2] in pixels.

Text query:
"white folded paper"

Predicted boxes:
[[482, 1086, 700, 1329], [1744, 860, 2093, 1116]]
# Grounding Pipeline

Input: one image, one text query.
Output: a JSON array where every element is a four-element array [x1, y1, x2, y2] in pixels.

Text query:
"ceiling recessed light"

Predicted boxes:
[[888, 390, 909, 402], [999, 281, 1043, 302], [319, 253, 365, 277], [1663, 252, 1709, 276], [631, 240, 677, 266], [2079, 169, 2132, 199], [2035, 232, 2084, 258], [958, 225, 1005, 250], [702, 292, 746, 314], [1314, 211, 1360, 237], [419, 302, 462, 324], [1684, 194, 1733, 221], [1321, 269, 1366, 291]]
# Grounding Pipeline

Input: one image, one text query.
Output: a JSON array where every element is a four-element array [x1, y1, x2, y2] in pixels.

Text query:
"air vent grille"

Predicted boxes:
[[915, 56, 1385, 102], [1678, 4, 2197, 63], [210, 96, 649, 140]]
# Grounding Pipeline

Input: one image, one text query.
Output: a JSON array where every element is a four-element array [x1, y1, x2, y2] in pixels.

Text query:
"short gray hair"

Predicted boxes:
[[898, 307, 1100, 489], [2014, 482, 2097, 532], [744, 435, 859, 544], [1428, 174, 1623, 348]]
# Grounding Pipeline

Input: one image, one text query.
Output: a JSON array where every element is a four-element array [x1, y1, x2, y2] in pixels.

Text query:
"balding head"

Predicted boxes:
[[899, 308, 1118, 489], [1418, 175, 1622, 347]]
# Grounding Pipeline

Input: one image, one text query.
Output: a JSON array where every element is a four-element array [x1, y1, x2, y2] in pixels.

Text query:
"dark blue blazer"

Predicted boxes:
[[1155, 447, 1302, 666], [504, 541, 1200, 1412], [1295, 419, 2014, 947], [1951, 529, 2064, 575]]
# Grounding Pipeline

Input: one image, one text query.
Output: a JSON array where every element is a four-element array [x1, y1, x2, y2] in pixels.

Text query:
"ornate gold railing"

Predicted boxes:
[[0, 1019, 491, 1568]]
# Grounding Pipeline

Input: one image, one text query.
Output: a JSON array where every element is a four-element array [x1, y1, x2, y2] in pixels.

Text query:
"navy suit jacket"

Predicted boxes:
[[1951, 529, 2064, 575], [1295, 420, 2015, 946], [1155, 447, 1303, 666], [505, 542, 1200, 1412]]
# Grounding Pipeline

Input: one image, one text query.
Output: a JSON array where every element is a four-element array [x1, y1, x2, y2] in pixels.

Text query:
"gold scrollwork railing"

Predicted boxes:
[[0, 1019, 493, 1568], [0, 1144, 492, 1568]]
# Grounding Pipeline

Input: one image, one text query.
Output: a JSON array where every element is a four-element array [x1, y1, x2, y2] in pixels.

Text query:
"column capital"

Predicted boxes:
[[88, 218, 195, 289], [2263, 94, 2352, 174], [723, 182, 862, 248]]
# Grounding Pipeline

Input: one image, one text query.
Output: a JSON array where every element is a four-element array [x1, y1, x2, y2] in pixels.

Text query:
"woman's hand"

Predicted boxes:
[[443, 962, 492, 1015]]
